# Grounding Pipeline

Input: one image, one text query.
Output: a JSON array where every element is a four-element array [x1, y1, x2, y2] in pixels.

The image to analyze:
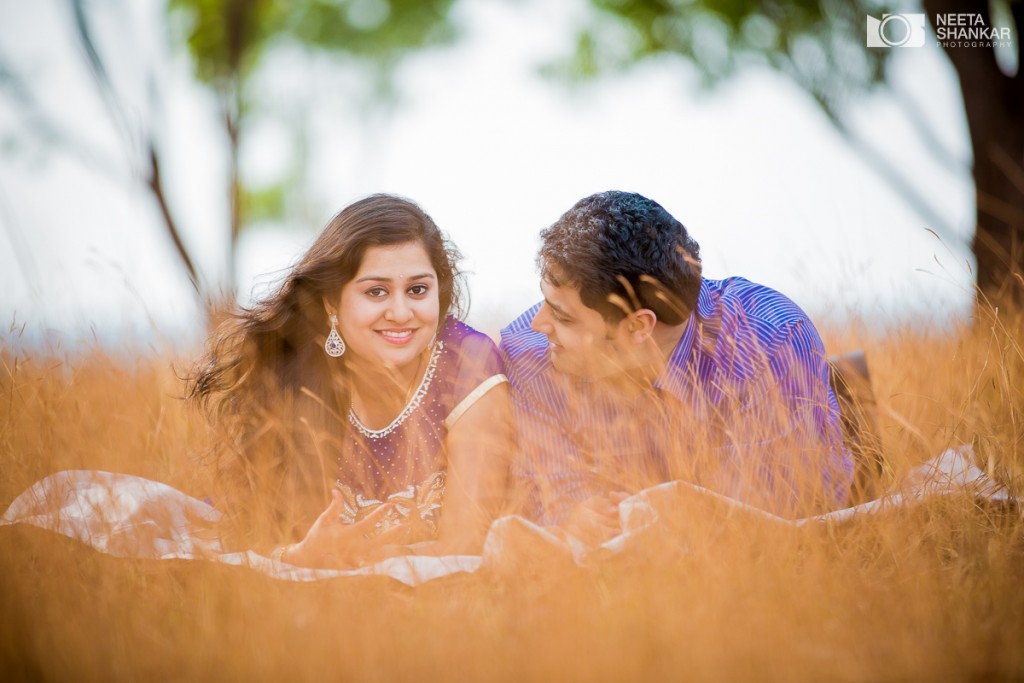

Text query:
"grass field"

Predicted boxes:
[[1, 304, 1022, 682]]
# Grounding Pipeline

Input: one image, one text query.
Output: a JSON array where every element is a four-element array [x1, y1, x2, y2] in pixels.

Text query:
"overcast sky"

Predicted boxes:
[[0, 0, 978, 354]]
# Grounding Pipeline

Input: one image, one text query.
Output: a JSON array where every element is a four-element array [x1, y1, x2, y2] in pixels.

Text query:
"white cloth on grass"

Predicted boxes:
[[1, 445, 1013, 586]]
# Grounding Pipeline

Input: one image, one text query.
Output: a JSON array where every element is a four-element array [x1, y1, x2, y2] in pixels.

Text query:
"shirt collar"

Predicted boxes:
[[653, 278, 713, 399]]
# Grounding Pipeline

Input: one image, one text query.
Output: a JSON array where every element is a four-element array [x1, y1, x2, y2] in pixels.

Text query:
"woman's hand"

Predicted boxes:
[[284, 489, 411, 568]]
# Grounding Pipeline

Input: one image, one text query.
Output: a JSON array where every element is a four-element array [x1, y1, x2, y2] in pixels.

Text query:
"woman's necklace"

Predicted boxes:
[[348, 344, 439, 438]]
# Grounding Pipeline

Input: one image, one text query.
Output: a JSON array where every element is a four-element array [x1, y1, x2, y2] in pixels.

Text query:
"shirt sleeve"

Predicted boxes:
[[713, 320, 854, 515], [499, 317, 606, 525], [505, 383, 603, 525]]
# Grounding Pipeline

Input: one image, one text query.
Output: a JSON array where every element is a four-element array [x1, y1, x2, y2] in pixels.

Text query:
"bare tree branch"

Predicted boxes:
[[146, 144, 200, 294], [884, 82, 969, 175], [66, 0, 201, 296], [0, 47, 124, 179], [770, 52, 961, 244], [69, 0, 132, 145], [833, 114, 961, 245]]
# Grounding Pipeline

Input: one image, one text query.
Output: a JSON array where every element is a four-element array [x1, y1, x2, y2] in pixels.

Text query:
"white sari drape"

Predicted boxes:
[[1, 445, 1013, 586]]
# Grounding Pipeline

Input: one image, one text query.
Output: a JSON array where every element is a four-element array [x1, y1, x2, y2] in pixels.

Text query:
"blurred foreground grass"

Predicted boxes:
[[1, 305, 1023, 682]]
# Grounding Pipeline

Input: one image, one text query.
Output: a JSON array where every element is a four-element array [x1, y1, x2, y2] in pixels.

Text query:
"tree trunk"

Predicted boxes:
[[924, 0, 1024, 306]]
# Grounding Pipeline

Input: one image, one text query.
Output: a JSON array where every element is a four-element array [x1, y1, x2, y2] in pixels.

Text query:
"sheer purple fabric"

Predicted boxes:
[[335, 317, 504, 535]]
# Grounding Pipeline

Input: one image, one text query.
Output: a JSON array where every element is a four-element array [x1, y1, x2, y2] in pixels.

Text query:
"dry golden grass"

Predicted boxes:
[[1, 303, 1023, 682]]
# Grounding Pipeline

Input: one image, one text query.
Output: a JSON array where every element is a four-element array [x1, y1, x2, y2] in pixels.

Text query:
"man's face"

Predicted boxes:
[[531, 277, 634, 378]]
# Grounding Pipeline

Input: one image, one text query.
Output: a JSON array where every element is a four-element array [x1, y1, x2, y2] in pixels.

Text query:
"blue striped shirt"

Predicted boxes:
[[500, 276, 854, 524]]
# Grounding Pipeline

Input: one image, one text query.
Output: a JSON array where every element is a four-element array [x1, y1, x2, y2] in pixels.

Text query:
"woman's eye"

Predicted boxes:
[[366, 287, 387, 298], [408, 284, 429, 296]]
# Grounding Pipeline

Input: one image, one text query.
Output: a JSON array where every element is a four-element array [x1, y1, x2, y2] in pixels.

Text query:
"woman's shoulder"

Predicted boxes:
[[434, 319, 507, 429], [436, 318, 504, 387], [439, 318, 500, 356]]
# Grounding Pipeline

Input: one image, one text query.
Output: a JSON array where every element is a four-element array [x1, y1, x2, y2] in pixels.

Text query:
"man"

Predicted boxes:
[[500, 191, 852, 540]]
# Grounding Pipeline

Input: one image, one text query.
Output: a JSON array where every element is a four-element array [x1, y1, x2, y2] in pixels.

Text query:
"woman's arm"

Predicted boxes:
[[282, 378, 513, 565], [433, 380, 513, 555]]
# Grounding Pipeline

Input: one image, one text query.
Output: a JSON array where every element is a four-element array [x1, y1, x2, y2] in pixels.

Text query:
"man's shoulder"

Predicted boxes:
[[695, 276, 825, 371], [703, 276, 815, 333], [498, 303, 552, 387]]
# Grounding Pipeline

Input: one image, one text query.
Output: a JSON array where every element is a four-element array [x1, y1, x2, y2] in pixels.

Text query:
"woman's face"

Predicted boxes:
[[333, 240, 440, 377]]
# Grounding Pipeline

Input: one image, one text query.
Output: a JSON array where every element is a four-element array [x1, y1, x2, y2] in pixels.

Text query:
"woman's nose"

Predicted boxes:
[[386, 296, 413, 323]]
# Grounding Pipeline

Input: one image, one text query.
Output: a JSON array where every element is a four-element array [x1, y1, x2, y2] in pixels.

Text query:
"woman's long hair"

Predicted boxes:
[[187, 194, 464, 544]]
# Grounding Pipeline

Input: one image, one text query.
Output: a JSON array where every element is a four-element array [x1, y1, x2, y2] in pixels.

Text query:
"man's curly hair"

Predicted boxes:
[[538, 191, 702, 325]]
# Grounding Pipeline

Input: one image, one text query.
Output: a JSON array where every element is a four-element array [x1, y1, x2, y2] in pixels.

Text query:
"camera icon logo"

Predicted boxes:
[[866, 13, 926, 47]]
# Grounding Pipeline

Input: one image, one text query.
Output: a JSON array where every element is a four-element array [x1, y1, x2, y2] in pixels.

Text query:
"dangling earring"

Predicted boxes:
[[325, 314, 346, 357], [429, 331, 438, 349]]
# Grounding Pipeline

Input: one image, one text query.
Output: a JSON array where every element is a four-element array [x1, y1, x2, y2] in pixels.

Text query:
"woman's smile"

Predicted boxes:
[[332, 241, 441, 377], [378, 327, 418, 345]]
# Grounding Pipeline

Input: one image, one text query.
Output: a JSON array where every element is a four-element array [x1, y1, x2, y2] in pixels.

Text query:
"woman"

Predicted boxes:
[[188, 194, 511, 568]]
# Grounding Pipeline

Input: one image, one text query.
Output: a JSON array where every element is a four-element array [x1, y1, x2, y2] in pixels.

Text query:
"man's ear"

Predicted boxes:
[[626, 309, 657, 342]]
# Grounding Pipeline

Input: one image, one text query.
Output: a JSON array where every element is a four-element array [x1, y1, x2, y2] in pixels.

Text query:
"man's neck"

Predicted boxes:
[[596, 320, 689, 398], [650, 320, 688, 364]]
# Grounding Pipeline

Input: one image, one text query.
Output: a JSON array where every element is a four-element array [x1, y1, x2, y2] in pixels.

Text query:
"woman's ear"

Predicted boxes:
[[322, 296, 337, 319]]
